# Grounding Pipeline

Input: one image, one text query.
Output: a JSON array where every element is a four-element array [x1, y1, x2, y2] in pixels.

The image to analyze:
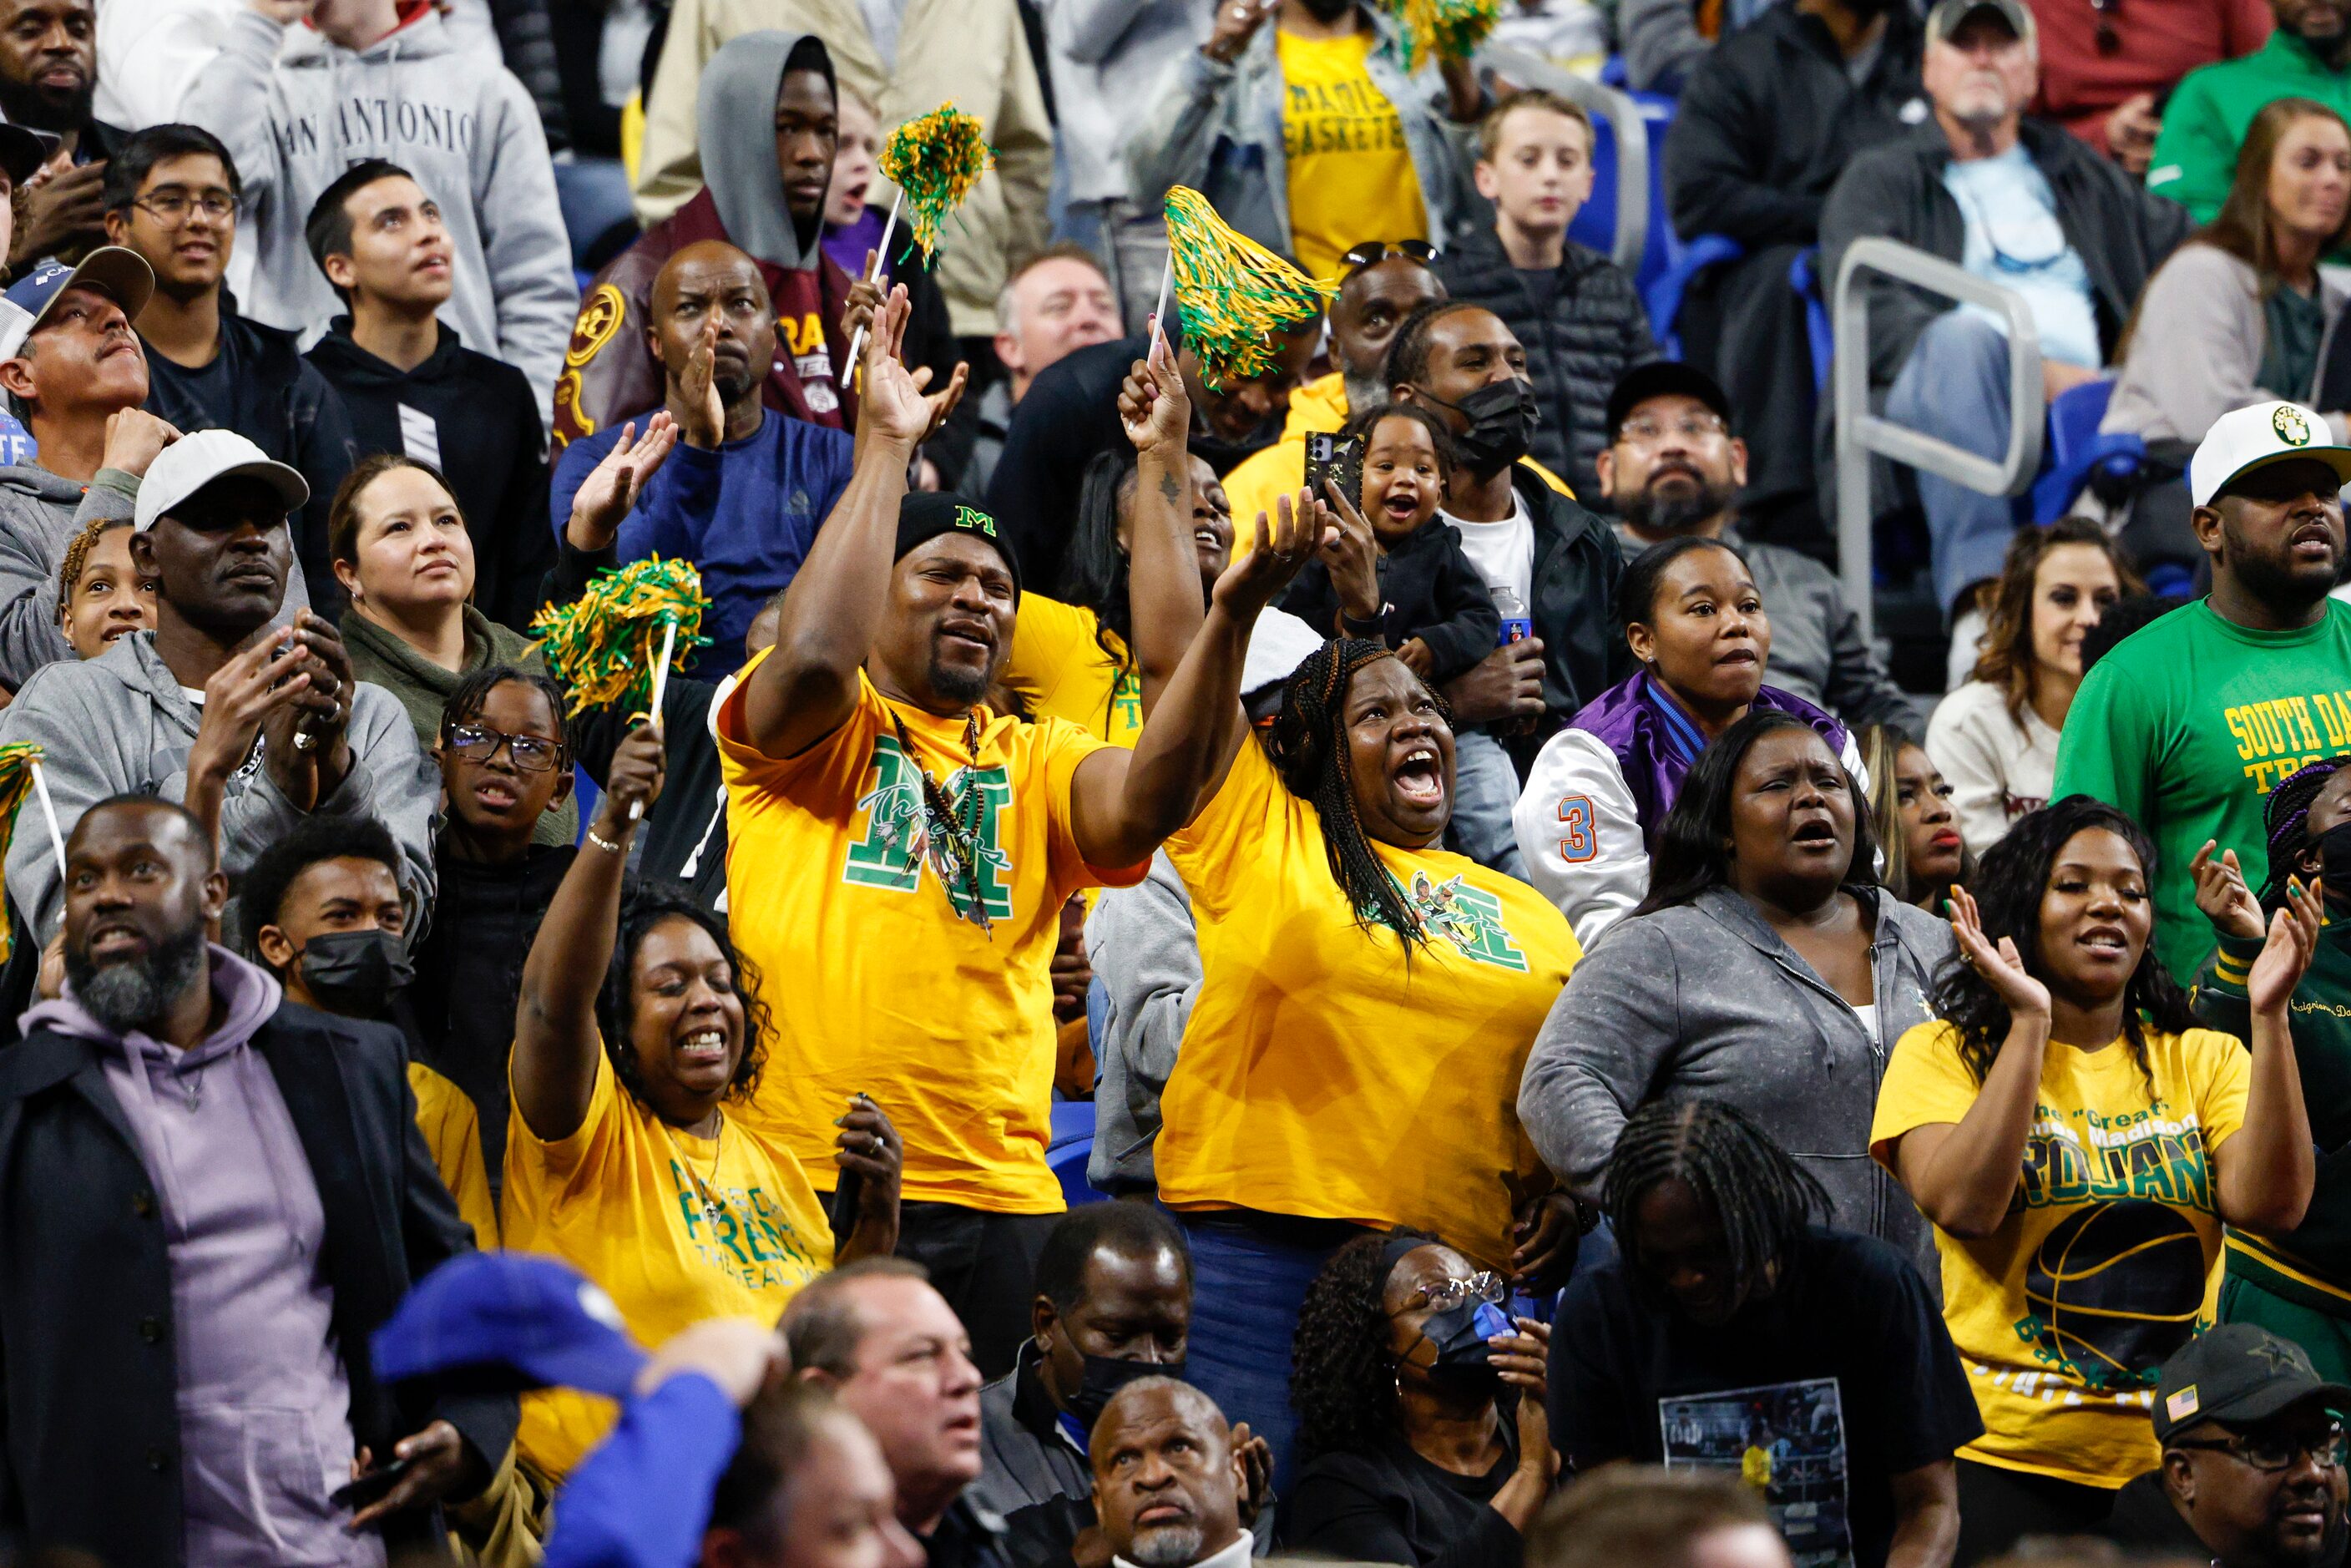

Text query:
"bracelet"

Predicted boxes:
[[584, 826, 624, 854]]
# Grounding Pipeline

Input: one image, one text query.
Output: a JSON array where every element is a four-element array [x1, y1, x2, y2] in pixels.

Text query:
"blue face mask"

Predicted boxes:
[[1416, 1297, 1512, 1392]]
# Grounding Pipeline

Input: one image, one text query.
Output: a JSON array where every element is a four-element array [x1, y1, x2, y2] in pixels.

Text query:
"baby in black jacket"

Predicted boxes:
[[1280, 402, 1499, 683]]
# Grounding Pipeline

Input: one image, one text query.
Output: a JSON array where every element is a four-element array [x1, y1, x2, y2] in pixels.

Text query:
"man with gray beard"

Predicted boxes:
[[1090, 1378, 1251, 1568], [1599, 361, 1915, 731], [0, 793, 508, 1566]]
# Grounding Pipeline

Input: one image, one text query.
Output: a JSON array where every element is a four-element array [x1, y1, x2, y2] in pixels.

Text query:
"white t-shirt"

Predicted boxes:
[[1443, 493, 1535, 614], [1944, 146, 2102, 370], [1924, 677, 2060, 859]]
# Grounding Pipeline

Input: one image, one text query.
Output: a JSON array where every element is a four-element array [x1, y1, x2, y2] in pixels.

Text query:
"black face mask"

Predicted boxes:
[[2319, 821, 2351, 895], [1421, 379, 1539, 477], [1413, 1297, 1511, 1394], [299, 929, 414, 1019], [1064, 1352, 1189, 1428]]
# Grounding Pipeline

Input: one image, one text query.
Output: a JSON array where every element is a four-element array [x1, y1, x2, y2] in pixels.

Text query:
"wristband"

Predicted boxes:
[[585, 826, 625, 854]]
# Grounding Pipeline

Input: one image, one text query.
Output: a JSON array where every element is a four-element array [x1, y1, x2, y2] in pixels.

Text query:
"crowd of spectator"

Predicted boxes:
[[7, 0, 2351, 1564]]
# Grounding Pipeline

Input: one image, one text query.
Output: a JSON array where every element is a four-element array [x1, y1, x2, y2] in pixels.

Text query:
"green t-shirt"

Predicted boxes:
[[2051, 598, 2351, 984]]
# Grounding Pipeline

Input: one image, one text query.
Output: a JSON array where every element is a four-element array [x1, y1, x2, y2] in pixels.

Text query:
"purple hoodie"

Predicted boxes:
[[20, 947, 385, 1567]]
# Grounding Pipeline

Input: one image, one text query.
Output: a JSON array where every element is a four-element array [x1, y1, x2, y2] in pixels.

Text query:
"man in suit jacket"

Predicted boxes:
[[0, 793, 513, 1567]]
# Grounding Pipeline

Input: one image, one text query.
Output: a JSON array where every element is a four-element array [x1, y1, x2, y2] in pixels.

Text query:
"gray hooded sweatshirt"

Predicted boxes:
[[1517, 883, 1953, 1282], [179, 6, 577, 416], [0, 630, 437, 945]]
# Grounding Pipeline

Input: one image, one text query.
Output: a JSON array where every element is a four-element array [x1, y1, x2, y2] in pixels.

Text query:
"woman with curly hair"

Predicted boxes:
[[1155, 632, 1580, 1488], [1926, 518, 2136, 857], [1282, 1228, 1555, 1566], [2189, 755, 2351, 1378], [1871, 795, 2321, 1558], [504, 719, 904, 1484]]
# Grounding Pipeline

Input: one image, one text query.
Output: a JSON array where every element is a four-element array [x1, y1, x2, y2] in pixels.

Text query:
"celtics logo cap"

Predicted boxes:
[[895, 491, 1021, 599], [2190, 400, 2351, 508]]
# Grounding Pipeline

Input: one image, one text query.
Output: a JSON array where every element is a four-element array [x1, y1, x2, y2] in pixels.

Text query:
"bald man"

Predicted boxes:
[[1090, 1379, 1250, 1568], [549, 238, 857, 675]]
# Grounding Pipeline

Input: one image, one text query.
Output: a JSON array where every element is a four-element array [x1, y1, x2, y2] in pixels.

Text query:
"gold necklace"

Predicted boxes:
[[684, 1112, 726, 1229]]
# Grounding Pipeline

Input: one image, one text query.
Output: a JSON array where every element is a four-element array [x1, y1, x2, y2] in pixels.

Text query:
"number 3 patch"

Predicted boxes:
[[1555, 795, 1596, 862]]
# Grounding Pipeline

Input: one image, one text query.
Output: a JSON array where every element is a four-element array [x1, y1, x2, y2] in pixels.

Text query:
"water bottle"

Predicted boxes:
[[1491, 587, 1537, 736]]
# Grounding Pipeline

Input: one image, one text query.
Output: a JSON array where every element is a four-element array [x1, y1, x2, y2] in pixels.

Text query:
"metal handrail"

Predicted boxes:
[[1474, 46, 1646, 276], [1833, 236, 2045, 640]]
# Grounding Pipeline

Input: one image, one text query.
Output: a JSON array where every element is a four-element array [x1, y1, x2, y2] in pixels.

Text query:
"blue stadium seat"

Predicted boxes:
[[1567, 86, 1683, 332], [1790, 248, 1832, 396], [1049, 1099, 1106, 1207], [1645, 232, 1742, 360], [2030, 377, 2143, 524]]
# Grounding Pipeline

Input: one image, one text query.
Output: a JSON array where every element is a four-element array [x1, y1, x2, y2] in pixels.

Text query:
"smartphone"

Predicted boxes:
[[1303, 432, 1363, 513], [330, 1453, 418, 1515]]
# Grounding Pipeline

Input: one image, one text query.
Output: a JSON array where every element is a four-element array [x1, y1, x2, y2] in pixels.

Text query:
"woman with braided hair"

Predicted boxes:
[[1872, 796, 2320, 1555], [2188, 754, 2351, 1378], [1550, 1099, 1981, 1568], [1282, 1228, 1556, 1567], [1153, 632, 1580, 1490]]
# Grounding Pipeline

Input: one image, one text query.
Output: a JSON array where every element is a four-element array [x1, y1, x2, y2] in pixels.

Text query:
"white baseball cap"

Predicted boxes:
[[2189, 401, 2351, 508], [133, 428, 311, 532]]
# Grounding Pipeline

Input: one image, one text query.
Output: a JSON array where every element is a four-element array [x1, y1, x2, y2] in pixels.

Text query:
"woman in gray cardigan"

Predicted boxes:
[[1518, 709, 1954, 1278]]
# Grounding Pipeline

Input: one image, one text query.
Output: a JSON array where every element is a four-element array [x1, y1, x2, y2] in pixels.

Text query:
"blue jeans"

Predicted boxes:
[[1171, 1211, 1363, 1486], [1883, 311, 2033, 614], [1448, 729, 1526, 879]]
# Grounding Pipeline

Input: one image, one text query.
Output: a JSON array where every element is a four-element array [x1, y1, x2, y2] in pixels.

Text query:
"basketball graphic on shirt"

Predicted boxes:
[[2022, 1200, 2205, 1388]]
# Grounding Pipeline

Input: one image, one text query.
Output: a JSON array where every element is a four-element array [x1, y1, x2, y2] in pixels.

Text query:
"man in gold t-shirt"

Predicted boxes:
[[718, 293, 1323, 1373]]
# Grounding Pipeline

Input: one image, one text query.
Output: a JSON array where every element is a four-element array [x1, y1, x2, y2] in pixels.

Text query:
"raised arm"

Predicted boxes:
[[512, 722, 665, 1142], [737, 288, 966, 761], [1119, 332, 1205, 718], [1065, 493, 1327, 869], [2213, 877, 2321, 1232], [1886, 888, 2051, 1239]]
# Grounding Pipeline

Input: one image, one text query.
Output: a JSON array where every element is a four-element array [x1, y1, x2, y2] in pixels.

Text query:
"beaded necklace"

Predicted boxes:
[[891, 709, 994, 934]]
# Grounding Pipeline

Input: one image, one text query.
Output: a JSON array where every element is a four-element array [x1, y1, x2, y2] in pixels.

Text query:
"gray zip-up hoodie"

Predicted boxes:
[[0, 630, 437, 945], [1518, 883, 1952, 1281], [179, 6, 577, 416], [0, 463, 136, 691]]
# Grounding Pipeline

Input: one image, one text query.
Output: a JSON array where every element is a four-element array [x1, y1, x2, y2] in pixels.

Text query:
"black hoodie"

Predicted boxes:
[[306, 316, 557, 633]]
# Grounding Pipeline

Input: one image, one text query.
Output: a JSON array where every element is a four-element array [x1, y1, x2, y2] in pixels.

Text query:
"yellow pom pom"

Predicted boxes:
[[0, 741, 46, 963], [879, 104, 995, 259], [529, 558, 714, 717], [1162, 186, 1337, 391]]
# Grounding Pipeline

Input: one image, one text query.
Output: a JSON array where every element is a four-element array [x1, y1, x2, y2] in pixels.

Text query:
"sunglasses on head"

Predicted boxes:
[[1341, 240, 1439, 274]]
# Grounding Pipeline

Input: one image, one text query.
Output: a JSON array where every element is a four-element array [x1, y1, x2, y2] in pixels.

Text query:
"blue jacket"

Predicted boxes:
[[551, 414, 856, 675]]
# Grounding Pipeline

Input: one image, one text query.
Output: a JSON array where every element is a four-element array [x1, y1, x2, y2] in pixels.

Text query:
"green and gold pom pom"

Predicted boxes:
[[529, 557, 714, 720], [1383, 0, 1502, 69], [0, 742, 45, 962], [879, 104, 995, 260], [1163, 186, 1336, 391]]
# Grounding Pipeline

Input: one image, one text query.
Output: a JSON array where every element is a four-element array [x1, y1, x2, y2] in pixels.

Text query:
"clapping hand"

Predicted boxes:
[[1948, 883, 2051, 1021], [2191, 839, 2267, 941], [2249, 873, 2324, 1019], [567, 414, 679, 549], [857, 285, 968, 448]]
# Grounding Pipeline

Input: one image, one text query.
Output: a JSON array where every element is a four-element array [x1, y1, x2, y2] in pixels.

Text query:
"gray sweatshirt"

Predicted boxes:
[[0, 630, 437, 944], [1082, 850, 1196, 1195], [179, 7, 577, 417], [1517, 883, 1951, 1280], [0, 463, 137, 692]]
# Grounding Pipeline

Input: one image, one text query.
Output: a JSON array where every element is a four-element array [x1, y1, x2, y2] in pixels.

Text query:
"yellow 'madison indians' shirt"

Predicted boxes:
[[503, 1050, 832, 1480], [1871, 1020, 2251, 1487], [1155, 740, 1580, 1266], [716, 658, 1143, 1212]]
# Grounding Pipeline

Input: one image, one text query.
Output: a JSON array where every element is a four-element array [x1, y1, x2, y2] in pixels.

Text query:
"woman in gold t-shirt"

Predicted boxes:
[[504, 721, 904, 1483], [1871, 795, 2320, 1560]]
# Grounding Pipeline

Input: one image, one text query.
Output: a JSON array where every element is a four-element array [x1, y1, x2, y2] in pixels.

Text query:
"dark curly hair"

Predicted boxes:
[[1264, 639, 1452, 950], [596, 882, 771, 1110], [1930, 795, 2197, 1085], [2260, 755, 2351, 904], [1290, 1227, 1436, 1463]]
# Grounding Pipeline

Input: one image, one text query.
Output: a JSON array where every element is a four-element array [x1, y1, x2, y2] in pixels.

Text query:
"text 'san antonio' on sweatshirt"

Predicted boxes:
[[178, 1, 579, 417]]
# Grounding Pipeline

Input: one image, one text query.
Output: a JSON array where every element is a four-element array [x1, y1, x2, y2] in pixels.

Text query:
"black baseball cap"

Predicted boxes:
[[0, 119, 53, 186], [1605, 361, 1734, 443], [2154, 1324, 2351, 1443]]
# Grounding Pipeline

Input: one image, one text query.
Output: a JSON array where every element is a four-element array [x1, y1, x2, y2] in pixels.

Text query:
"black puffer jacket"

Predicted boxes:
[[1434, 230, 1656, 498]]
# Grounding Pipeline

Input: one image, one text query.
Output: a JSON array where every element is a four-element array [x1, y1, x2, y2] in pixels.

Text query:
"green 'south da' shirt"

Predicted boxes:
[[2052, 598, 2351, 985]]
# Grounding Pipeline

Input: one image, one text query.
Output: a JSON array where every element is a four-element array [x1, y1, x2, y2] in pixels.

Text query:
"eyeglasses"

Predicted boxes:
[[131, 190, 235, 224], [1342, 240, 1439, 274], [1391, 1270, 1505, 1316], [2176, 1424, 2350, 1473], [1619, 413, 1731, 444], [447, 723, 565, 773]]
